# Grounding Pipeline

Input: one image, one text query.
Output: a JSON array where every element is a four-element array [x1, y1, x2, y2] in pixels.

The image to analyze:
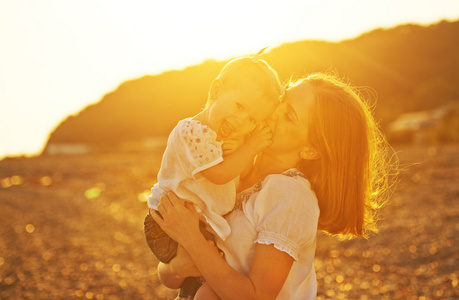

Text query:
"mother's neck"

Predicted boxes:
[[238, 152, 299, 192]]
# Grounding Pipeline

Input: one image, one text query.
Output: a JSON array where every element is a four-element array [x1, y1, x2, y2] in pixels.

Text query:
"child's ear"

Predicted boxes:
[[299, 146, 319, 160], [209, 79, 223, 101]]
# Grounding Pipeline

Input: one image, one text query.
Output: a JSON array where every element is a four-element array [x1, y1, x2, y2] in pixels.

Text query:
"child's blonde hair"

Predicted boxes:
[[206, 53, 283, 107], [294, 73, 396, 238]]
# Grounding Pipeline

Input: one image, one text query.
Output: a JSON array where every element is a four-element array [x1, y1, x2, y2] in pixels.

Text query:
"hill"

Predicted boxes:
[[44, 20, 459, 151]]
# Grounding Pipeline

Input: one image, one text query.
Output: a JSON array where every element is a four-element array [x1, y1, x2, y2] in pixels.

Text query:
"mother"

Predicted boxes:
[[152, 73, 394, 299]]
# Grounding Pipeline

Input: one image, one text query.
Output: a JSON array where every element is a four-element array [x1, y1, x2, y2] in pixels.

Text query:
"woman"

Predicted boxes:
[[151, 73, 395, 299]]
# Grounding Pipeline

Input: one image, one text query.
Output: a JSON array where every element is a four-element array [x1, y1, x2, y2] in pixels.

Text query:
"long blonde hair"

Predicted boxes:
[[294, 73, 396, 238]]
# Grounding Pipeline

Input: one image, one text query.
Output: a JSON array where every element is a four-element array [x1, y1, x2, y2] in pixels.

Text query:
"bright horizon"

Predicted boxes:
[[1, 0, 459, 160]]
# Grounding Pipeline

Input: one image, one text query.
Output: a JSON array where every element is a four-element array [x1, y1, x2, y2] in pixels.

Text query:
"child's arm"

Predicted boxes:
[[200, 124, 272, 185], [220, 138, 257, 180], [221, 138, 244, 156]]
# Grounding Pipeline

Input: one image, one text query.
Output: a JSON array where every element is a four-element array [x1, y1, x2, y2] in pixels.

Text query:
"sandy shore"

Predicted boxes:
[[1, 144, 458, 299]]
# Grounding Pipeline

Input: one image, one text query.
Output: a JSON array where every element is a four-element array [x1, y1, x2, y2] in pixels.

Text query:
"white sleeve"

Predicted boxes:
[[244, 175, 320, 261], [171, 120, 223, 179]]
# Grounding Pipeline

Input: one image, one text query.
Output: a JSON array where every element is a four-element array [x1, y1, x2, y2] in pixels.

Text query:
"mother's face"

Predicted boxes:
[[265, 82, 316, 156]]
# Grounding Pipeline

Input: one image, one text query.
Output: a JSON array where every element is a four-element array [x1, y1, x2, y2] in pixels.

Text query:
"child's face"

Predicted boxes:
[[207, 81, 278, 140]]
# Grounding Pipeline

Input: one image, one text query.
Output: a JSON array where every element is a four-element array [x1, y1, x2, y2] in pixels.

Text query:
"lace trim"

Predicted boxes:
[[233, 180, 262, 211], [233, 169, 305, 211], [282, 169, 306, 179], [256, 231, 299, 261]]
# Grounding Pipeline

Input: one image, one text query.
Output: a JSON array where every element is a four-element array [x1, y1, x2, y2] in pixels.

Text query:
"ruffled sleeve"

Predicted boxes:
[[243, 174, 320, 261], [171, 119, 223, 179]]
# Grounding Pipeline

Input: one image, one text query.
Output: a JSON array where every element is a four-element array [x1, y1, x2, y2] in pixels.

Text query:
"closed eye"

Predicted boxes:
[[286, 104, 298, 123], [236, 103, 244, 110]]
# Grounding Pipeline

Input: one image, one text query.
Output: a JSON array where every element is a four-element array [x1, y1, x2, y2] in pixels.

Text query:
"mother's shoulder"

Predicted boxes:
[[261, 170, 317, 206]]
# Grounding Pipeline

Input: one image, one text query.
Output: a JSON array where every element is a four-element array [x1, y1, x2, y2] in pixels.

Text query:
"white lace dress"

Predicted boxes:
[[216, 169, 320, 299], [148, 118, 237, 240]]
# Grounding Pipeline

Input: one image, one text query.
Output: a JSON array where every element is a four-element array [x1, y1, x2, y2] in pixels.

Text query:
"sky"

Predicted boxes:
[[1, 0, 459, 160]]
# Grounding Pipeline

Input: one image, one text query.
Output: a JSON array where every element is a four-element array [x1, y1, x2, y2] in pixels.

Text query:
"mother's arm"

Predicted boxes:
[[152, 193, 294, 300]]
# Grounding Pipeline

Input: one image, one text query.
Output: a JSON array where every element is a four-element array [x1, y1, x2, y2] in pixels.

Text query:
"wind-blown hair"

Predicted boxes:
[[293, 73, 397, 238], [206, 56, 283, 108]]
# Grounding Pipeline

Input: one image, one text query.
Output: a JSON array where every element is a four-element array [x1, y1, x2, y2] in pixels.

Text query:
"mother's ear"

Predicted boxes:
[[209, 79, 223, 101], [299, 146, 319, 160]]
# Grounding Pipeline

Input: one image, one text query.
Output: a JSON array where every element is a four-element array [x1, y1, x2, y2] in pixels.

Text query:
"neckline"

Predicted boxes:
[[238, 168, 305, 193], [233, 168, 305, 211]]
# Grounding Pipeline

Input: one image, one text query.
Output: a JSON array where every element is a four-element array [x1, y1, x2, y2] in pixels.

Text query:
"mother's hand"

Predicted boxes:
[[150, 192, 202, 246]]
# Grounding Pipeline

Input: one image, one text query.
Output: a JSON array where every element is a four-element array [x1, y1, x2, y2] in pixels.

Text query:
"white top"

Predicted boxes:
[[216, 169, 320, 300], [148, 118, 236, 240]]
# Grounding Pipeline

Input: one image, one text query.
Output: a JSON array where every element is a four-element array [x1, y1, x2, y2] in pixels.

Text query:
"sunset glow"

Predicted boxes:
[[1, 0, 459, 159]]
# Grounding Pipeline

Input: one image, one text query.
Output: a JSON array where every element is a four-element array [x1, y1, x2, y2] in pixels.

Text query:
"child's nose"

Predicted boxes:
[[236, 111, 250, 125]]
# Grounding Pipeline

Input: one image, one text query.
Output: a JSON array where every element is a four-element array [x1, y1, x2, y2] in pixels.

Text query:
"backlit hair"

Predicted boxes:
[[206, 56, 282, 107], [293, 73, 397, 238]]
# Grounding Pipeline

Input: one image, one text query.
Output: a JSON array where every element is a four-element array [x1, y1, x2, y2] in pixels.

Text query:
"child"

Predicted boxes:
[[144, 49, 283, 298]]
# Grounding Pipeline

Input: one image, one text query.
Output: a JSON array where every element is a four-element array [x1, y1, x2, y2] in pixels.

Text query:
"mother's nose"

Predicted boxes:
[[265, 109, 279, 130], [268, 104, 284, 121]]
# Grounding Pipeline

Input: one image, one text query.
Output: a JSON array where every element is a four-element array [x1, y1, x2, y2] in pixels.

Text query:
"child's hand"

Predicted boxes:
[[246, 123, 273, 153], [222, 138, 244, 156]]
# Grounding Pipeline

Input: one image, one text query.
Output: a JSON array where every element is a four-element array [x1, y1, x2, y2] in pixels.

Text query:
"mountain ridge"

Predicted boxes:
[[44, 19, 459, 152]]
